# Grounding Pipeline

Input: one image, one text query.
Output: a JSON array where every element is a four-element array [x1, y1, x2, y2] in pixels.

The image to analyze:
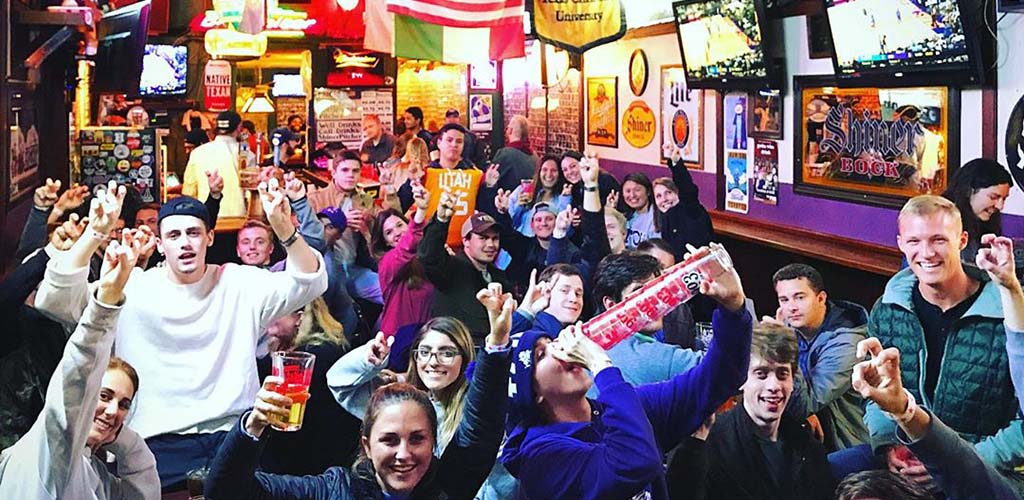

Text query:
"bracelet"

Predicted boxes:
[[85, 227, 109, 242], [281, 229, 300, 248], [583, 185, 598, 192], [883, 388, 918, 425]]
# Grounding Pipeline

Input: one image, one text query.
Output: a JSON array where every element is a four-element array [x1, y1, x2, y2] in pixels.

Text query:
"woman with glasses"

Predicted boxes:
[[327, 297, 494, 455]]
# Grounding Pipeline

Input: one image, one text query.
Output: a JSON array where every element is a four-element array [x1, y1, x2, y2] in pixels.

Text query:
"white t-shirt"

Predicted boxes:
[[626, 209, 659, 249], [36, 256, 328, 438]]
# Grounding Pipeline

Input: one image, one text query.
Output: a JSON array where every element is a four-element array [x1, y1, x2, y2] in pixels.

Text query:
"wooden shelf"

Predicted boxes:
[[709, 210, 902, 276]]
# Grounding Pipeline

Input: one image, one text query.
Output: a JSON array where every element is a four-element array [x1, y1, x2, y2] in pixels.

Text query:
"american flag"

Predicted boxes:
[[386, 0, 525, 29]]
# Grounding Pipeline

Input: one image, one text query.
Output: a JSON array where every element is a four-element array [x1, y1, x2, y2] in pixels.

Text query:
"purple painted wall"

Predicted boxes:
[[601, 158, 1024, 248]]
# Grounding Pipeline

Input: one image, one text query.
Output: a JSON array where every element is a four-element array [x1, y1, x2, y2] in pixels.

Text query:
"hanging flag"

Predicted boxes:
[[365, 0, 524, 64], [386, 0, 524, 29]]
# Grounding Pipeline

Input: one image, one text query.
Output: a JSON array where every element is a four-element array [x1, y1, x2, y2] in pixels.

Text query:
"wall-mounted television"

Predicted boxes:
[[139, 44, 187, 96], [671, 0, 781, 89], [93, 1, 152, 94], [823, 0, 989, 87]]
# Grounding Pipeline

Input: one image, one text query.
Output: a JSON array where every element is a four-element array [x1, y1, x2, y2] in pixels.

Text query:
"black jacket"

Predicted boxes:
[[660, 158, 713, 259], [205, 347, 511, 500], [417, 215, 510, 342], [668, 406, 835, 500]]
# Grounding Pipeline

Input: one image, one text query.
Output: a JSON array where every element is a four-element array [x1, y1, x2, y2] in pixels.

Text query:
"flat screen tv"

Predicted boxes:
[[671, 0, 780, 89], [823, 0, 987, 86], [139, 44, 187, 96], [93, 1, 152, 94]]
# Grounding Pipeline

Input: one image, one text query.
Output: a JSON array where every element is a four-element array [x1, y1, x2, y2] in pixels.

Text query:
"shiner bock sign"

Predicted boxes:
[[794, 76, 957, 207]]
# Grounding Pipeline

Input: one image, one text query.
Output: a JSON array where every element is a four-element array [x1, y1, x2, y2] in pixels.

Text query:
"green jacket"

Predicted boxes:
[[865, 267, 1024, 470]]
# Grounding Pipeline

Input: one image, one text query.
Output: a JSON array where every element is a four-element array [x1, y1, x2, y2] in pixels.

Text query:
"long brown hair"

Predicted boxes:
[[108, 356, 139, 396], [370, 208, 427, 289], [404, 317, 475, 448], [356, 383, 437, 475]]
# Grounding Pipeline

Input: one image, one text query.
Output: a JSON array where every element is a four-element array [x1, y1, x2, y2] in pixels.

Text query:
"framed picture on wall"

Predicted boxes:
[[660, 66, 703, 168], [587, 76, 618, 147], [470, 61, 498, 90], [806, 13, 834, 60], [469, 93, 493, 131], [749, 89, 782, 140], [793, 75, 960, 208]]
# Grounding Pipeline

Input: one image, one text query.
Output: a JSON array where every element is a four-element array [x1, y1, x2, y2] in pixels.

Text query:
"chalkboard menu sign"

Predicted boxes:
[[77, 127, 160, 204], [313, 88, 394, 148]]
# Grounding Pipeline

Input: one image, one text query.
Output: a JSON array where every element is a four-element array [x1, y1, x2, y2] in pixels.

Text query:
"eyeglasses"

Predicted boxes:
[[414, 347, 461, 365]]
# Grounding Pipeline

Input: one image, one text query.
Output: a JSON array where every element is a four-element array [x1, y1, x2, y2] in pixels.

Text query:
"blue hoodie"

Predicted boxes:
[[502, 307, 752, 500]]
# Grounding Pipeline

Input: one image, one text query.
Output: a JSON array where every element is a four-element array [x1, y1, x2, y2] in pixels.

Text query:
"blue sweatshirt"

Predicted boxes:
[[501, 307, 752, 500]]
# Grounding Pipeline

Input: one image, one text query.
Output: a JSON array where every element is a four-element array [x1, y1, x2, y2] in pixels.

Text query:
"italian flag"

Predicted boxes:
[[364, 0, 525, 63]]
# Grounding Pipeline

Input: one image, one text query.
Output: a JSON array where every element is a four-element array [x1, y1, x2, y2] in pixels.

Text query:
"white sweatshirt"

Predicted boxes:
[[0, 294, 160, 499], [34, 254, 328, 438]]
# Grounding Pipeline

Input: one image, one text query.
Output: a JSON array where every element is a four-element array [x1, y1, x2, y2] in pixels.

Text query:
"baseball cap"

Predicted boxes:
[[445, 108, 460, 118], [215, 111, 242, 134], [460, 211, 500, 239], [270, 127, 298, 146], [318, 206, 348, 230], [158, 196, 211, 228], [533, 202, 553, 215]]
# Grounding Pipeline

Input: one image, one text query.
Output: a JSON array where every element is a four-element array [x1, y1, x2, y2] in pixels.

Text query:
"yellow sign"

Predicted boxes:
[[532, 0, 626, 54], [204, 29, 268, 59], [622, 100, 656, 149]]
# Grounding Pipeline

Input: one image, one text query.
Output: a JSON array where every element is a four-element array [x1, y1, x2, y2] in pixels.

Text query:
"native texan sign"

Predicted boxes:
[[204, 60, 232, 112]]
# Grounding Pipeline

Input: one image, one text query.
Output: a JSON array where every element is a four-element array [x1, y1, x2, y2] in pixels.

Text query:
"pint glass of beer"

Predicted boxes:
[[270, 351, 316, 432]]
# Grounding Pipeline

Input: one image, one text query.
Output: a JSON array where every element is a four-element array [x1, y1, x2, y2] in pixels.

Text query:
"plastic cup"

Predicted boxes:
[[270, 351, 316, 432], [521, 179, 535, 197]]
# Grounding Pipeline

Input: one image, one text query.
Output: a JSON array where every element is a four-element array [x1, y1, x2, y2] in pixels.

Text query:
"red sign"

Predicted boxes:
[[204, 60, 232, 112]]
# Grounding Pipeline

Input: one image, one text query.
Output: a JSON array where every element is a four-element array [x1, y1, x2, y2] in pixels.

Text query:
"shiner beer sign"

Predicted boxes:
[[622, 100, 656, 148], [798, 83, 951, 201]]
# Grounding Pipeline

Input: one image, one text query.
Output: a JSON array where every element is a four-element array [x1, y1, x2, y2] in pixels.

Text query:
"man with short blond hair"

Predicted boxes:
[[828, 194, 1024, 493], [236, 219, 274, 267]]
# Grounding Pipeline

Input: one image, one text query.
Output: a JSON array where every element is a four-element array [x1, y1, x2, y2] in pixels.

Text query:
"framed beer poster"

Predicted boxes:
[[793, 75, 959, 208], [587, 76, 618, 147], [660, 65, 703, 168]]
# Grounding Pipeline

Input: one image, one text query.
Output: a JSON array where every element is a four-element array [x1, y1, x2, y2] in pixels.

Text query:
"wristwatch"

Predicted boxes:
[[281, 229, 301, 248], [583, 185, 598, 192]]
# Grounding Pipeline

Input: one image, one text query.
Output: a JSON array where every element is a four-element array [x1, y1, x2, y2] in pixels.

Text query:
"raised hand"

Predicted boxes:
[[436, 189, 456, 223], [976, 234, 1019, 290], [580, 152, 600, 186], [412, 183, 431, 211], [494, 188, 511, 214], [520, 268, 552, 315], [693, 242, 746, 313], [54, 183, 91, 214], [605, 190, 619, 210], [33, 178, 61, 209], [553, 205, 576, 240], [130, 225, 158, 266], [283, 171, 307, 201], [50, 213, 88, 251], [550, 323, 613, 375], [97, 237, 139, 305], [366, 331, 395, 367], [379, 164, 396, 194], [561, 181, 573, 197], [87, 181, 128, 237], [484, 163, 501, 188], [258, 178, 293, 234], [206, 170, 224, 198], [244, 376, 293, 437], [487, 294, 516, 348], [851, 338, 907, 414], [476, 282, 511, 317], [662, 142, 682, 164]]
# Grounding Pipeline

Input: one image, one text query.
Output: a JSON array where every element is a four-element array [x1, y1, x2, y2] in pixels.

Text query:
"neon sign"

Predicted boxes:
[[193, 0, 320, 38]]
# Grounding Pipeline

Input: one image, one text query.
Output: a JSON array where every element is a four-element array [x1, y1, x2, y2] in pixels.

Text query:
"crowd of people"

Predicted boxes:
[[0, 106, 1022, 500]]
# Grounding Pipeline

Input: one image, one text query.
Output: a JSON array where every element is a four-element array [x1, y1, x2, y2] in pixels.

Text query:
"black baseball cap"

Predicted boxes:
[[270, 127, 298, 146], [215, 111, 242, 134], [158, 196, 211, 228]]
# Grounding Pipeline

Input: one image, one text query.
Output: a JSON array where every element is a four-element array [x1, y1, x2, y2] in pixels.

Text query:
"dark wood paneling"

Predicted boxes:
[[710, 210, 903, 276]]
